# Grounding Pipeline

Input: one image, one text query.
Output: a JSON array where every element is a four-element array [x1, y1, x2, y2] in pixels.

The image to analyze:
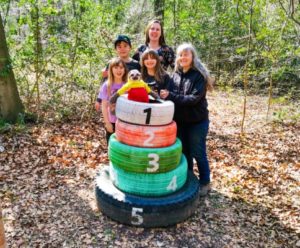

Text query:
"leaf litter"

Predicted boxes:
[[0, 90, 299, 247]]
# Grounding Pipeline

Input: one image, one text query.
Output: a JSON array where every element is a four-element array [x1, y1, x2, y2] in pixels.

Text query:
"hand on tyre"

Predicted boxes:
[[160, 89, 169, 99]]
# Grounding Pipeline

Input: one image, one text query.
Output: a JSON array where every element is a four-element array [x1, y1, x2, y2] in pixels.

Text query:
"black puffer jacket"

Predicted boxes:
[[166, 68, 208, 124]]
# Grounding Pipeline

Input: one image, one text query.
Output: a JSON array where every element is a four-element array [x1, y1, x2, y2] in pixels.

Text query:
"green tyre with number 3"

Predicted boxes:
[[109, 155, 188, 196], [109, 134, 182, 173]]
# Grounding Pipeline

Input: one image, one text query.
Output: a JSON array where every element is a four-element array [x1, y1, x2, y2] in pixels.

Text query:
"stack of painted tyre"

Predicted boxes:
[[95, 96, 200, 227]]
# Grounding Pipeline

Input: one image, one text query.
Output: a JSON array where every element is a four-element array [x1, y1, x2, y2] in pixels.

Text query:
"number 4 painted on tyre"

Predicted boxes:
[[167, 175, 177, 191]]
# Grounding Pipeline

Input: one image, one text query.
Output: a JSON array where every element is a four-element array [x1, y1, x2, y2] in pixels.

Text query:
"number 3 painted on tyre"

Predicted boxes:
[[147, 153, 159, 172]]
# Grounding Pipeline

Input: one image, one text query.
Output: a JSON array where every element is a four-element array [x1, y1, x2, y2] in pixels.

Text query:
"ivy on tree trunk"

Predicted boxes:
[[0, 13, 24, 123]]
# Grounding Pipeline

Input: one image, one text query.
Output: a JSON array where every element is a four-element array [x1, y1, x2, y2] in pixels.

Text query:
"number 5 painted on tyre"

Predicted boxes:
[[131, 207, 143, 225]]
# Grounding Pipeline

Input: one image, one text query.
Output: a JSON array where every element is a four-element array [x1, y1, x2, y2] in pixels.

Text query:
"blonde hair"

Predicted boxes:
[[141, 49, 166, 83], [107, 58, 128, 97], [175, 43, 214, 91]]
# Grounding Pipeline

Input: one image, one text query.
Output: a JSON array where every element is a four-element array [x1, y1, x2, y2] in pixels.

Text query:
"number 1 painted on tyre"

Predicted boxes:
[[143, 108, 152, 124]]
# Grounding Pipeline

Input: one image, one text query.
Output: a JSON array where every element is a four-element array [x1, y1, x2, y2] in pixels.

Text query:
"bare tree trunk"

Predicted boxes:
[[26, 2, 42, 112], [0, 208, 6, 248], [33, 2, 42, 113], [0, 13, 24, 123], [154, 0, 165, 23], [241, 0, 254, 135], [173, 0, 176, 46], [3, 0, 11, 27], [266, 68, 273, 122]]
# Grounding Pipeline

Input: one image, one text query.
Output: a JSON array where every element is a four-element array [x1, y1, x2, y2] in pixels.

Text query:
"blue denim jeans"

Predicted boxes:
[[177, 120, 210, 185]]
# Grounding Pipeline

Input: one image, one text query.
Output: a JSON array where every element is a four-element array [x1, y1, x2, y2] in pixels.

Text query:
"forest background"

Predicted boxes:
[[0, 0, 299, 125], [0, 0, 299, 247]]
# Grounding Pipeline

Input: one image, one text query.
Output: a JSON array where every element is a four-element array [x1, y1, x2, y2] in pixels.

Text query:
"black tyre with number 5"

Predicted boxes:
[[95, 166, 199, 227]]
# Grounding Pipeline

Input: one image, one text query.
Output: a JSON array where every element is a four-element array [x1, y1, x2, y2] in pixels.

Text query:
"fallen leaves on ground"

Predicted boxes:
[[0, 90, 299, 247]]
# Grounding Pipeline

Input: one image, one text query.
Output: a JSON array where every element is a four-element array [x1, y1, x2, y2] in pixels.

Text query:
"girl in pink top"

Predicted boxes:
[[98, 58, 128, 144]]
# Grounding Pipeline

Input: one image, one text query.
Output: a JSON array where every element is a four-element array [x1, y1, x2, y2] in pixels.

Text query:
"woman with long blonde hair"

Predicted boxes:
[[98, 58, 128, 144]]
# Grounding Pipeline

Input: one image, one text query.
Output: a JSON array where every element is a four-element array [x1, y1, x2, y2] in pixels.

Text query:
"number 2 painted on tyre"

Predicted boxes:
[[143, 131, 154, 146], [147, 153, 159, 172], [143, 108, 152, 124]]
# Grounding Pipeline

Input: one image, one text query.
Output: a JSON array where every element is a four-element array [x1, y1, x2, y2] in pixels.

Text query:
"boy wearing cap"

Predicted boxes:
[[95, 35, 140, 111]]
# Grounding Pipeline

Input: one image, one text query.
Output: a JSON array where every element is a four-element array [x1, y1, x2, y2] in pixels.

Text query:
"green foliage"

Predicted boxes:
[[1, 0, 299, 120], [0, 118, 11, 133], [0, 113, 26, 133], [0, 58, 12, 77]]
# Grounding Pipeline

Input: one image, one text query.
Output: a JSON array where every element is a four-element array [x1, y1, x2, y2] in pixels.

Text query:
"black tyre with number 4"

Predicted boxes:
[[95, 166, 199, 227]]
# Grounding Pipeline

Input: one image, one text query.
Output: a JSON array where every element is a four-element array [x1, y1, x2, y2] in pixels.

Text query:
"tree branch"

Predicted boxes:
[[278, 0, 300, 26]]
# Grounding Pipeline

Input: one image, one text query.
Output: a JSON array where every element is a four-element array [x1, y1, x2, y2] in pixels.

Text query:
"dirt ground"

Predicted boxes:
[[1, 90, 299, 247]]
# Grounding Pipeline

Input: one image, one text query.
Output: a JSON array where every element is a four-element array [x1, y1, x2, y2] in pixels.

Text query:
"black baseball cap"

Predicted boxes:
[[114, 35, 131, 48]]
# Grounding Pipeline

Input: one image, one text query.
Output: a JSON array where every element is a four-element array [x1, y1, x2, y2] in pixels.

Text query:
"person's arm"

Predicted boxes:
[[95, 86, 103, 112], [109, 83, 129, 104], [101, 100, 113, 133], [162, 73, 174, 92], [95, 100, 102, 112], [162, 74, 206, 106], [149, 91, 160, 100], [109, 92, 120, 105]]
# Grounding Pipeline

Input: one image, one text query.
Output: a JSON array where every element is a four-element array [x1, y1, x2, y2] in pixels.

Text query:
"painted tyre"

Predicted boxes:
[[109, 134, 182, 173], [115, 119, 177, 148], [95, 166, 199, 227], [109, 155, 188, 196], [115, 95, 174, 126]]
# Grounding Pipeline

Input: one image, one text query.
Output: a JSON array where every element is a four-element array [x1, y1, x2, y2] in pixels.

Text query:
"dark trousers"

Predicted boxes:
[[177, 120, 210, 185], [105, 123, 115, 146]]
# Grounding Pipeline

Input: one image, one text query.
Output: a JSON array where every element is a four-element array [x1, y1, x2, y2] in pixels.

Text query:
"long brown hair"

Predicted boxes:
[[145, 19, 166, 46], [107, 58, 128, 97], [141, 49, 166, 83]]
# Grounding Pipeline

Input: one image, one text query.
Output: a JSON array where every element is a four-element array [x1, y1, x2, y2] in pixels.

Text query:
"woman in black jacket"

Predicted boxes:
[[160, 43, 213, 196]]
